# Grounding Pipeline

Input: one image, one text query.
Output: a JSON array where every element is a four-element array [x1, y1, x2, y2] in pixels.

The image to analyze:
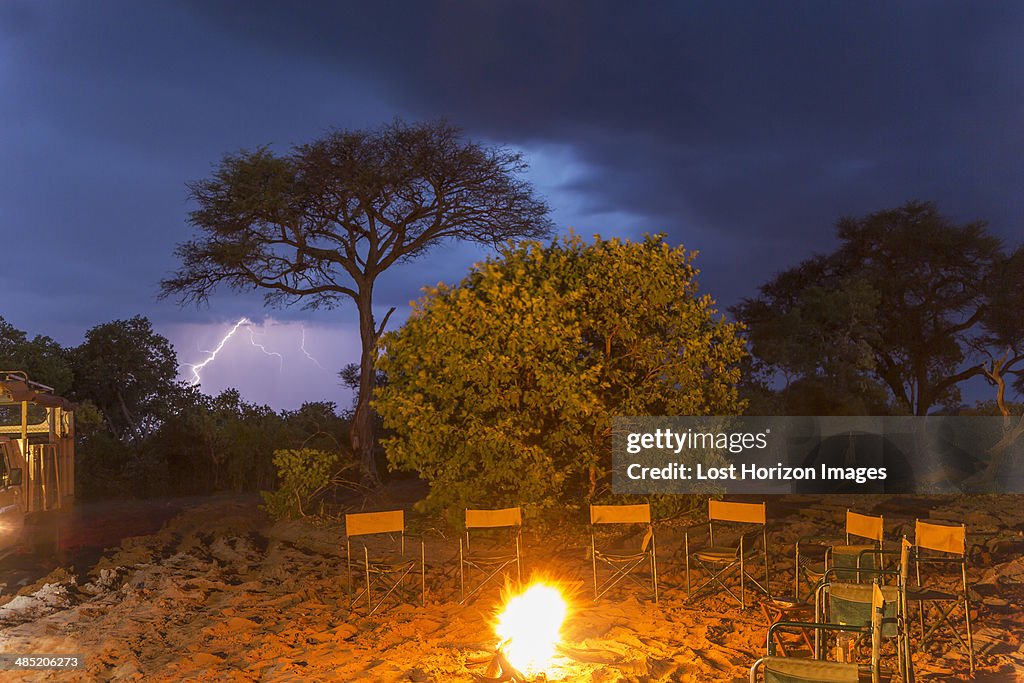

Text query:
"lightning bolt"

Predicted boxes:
[[185, 317, 251, 384], [248, 327, 284, 370], [300, 325, 325, 369]]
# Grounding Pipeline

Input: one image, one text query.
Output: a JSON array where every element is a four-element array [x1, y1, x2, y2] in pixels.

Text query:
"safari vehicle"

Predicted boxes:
[[0, 437, 26, 555], [0, 371, 74, 557]]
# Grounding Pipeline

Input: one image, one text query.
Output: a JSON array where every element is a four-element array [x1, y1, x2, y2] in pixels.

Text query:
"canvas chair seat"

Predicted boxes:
[[598, 548, 649, 562], [694, 544, 752, 563], [352, 552, 418, 571], [463, 544, 519, 563], [593, 530, 649, 557], [906, 586, 958, 602], [799, 559, 826, 582]]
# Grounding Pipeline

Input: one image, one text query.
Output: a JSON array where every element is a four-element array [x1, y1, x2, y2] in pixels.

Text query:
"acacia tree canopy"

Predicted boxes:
[[160, 120, 553, 483], [735, 201, 1016, 416], [375, 234, 747, 513]]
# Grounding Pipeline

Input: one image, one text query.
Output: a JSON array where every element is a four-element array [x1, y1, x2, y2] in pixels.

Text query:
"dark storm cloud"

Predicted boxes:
[[2, 0, 1023, 338], [180, 0, 1024, 303]]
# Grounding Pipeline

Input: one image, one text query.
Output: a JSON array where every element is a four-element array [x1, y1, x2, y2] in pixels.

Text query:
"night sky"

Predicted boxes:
[[3, 1, 1022, 409]]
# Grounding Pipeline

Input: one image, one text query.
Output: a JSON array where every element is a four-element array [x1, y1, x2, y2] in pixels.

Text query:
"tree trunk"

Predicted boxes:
[[352, 286, 381, 486]]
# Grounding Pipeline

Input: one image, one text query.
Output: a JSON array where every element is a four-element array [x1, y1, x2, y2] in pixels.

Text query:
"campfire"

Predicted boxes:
[[484, 582, 569, 681]]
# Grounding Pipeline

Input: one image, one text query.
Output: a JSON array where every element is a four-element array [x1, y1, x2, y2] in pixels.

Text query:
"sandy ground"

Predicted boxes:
[[0, 493, 1022, 682]]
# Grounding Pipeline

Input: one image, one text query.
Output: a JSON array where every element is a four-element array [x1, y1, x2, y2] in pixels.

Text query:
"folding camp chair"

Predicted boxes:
[[685, 500, 770, 609], [815, 564, 910, 680], [345, 509, 425, 616], [795, 509, 885, 601], [752, 582, 888, 683], [907, 519, 975, 673], [460, 507, 523, 603], [590, 503, 658, 602]]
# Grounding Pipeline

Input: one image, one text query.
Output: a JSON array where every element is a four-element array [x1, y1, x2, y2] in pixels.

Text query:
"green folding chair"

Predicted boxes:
[[751, 582, 887, 683], [795, 509, 884, 602], [812, 538, 914, 682]]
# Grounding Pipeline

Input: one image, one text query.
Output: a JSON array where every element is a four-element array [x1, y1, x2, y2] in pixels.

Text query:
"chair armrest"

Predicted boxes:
[[767, 621, 870, 656]]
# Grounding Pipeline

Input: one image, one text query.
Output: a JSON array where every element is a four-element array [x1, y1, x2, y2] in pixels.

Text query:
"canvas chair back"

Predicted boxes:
[[846, 510, 884, 544], [710, 500, 766, 524], [346, 510, 404, 539], [760, 659, 860, 683], [915, 519, 965, 556], [591, 503, 650, 525], [826, 582, 900, 638], [466, 507, 522, 529]]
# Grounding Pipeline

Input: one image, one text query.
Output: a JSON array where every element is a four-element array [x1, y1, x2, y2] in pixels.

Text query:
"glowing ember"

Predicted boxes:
[[495, 583, 568, 676]]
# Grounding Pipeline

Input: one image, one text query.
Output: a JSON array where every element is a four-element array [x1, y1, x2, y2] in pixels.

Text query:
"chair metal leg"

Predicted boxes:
[[740, 536, 746, 609], [685, 532, 691, 597], [794, 543, 800, 601], [346, 540, 352, 606], [364, 546, 372, 614], [515, 534, 522, 587], [963, 564, 975, 674], [763, 527, 770, 599], [651, 532, 659, 603], [459, 538, 465, 602]]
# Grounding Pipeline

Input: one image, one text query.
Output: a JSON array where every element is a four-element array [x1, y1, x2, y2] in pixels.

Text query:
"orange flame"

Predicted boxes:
[[494, 582, 568, 676]]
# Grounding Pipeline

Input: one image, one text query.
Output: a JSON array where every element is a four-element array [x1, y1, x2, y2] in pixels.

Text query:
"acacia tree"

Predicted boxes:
[[963, 246, 1024, 488], [161, 121, 552, 484], [735, 202, 1014, 415], [375, 234, 746, 513]]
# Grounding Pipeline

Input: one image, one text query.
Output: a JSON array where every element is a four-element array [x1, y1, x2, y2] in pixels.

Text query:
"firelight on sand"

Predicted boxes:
[[495, 583, 568, 676]]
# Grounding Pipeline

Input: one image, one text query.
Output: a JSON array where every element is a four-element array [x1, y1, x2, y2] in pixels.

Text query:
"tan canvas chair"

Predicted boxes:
[[590, 503, 658, 602], [685, 500, 770, 609], [908, 519, 975, 673], [795, 509, 885, 601], [460, 507, 523, 603], [752, 582, 887, 683], [345, 509, 425, 615]]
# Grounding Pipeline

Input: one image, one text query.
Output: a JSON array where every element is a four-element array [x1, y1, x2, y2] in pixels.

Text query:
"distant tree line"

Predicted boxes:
[[733, 201, 1024, 418], [0, 314, 351, 500]]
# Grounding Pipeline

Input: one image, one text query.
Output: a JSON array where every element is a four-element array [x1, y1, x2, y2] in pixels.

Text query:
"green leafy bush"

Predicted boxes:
[[376, 234, 746, 514], [261, 448, 342, 519]]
